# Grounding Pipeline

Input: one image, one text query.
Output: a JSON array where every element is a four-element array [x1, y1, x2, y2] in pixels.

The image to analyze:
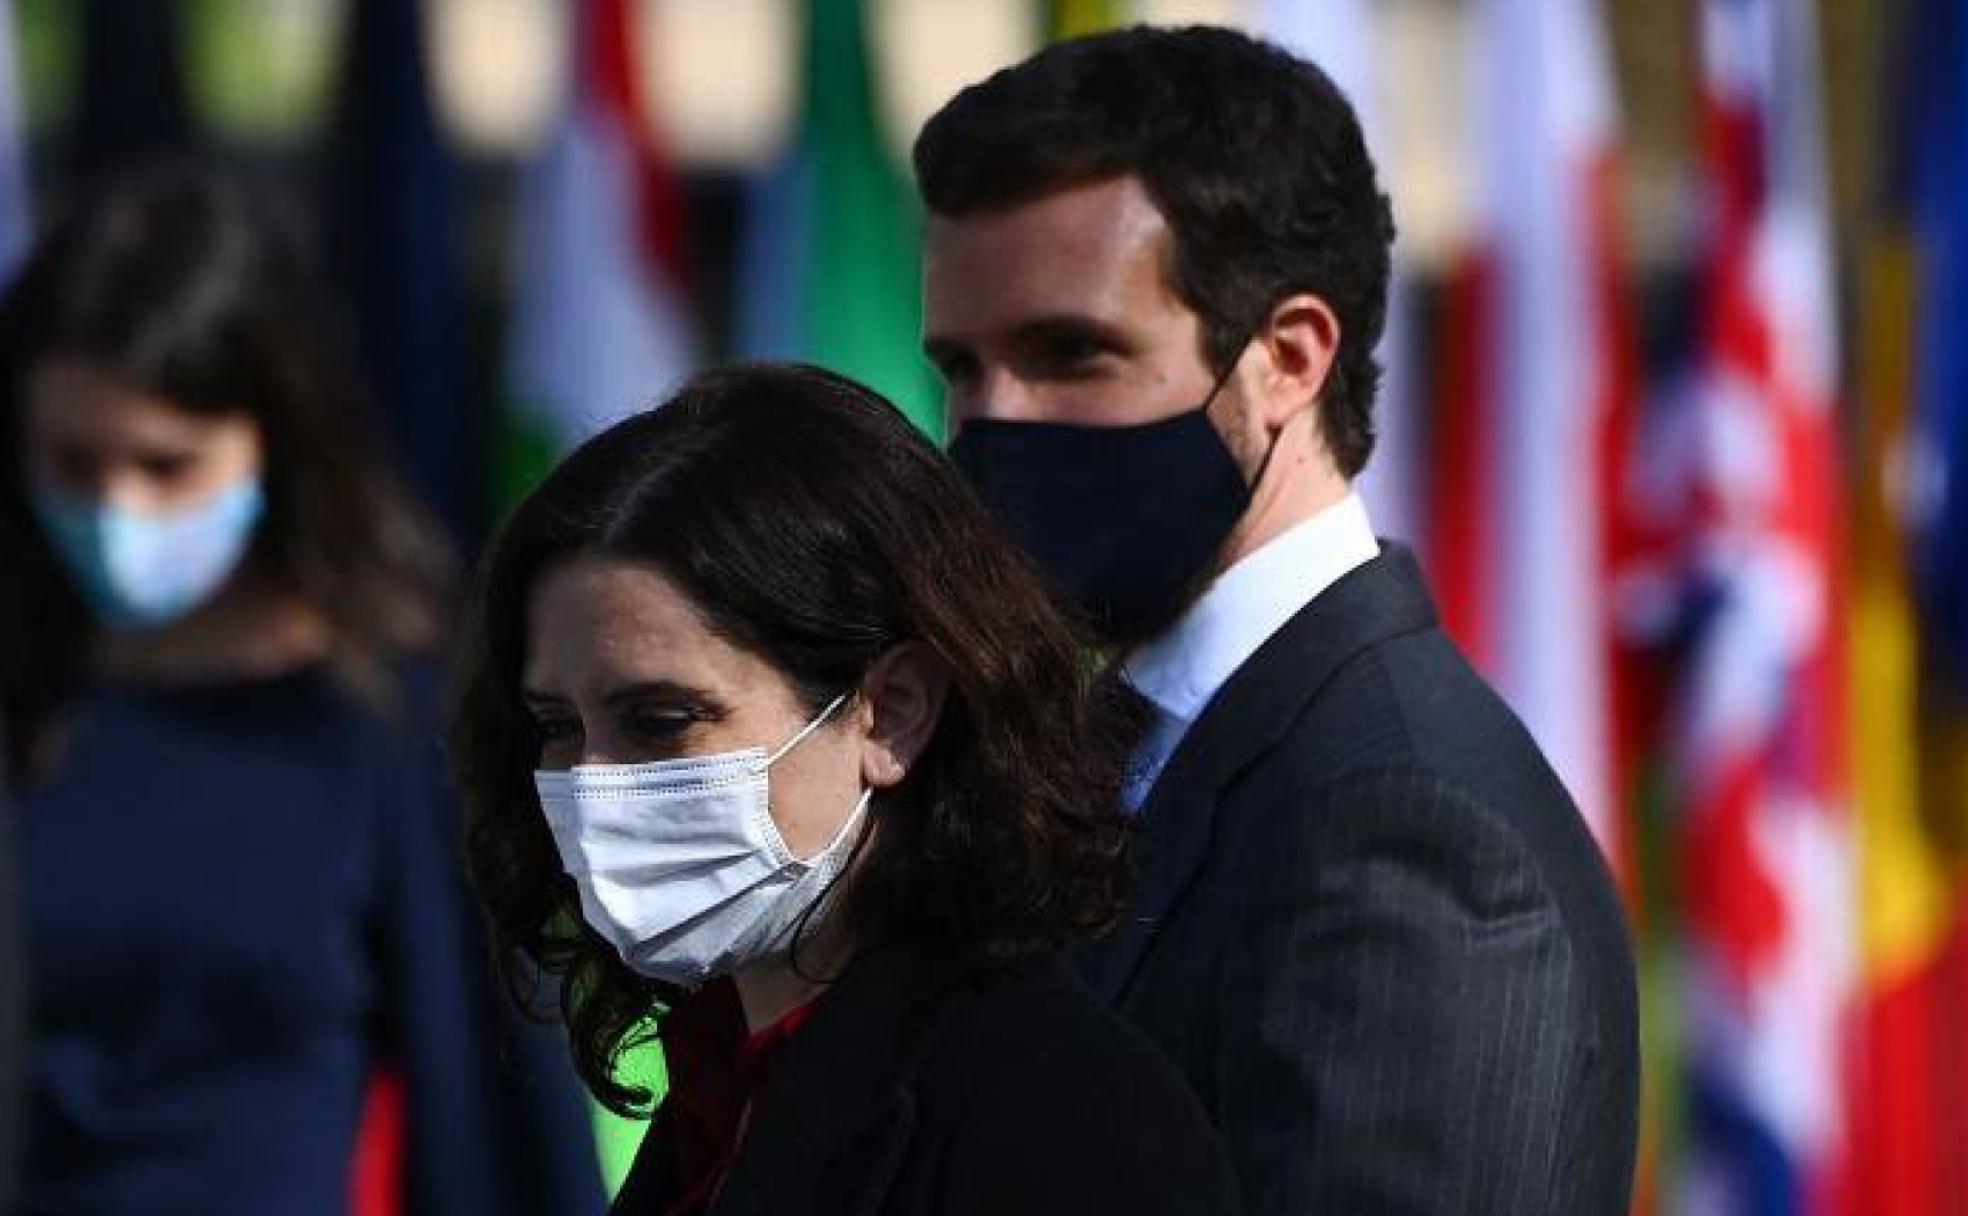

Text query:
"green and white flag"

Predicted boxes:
[[734, 0, 939, 439]]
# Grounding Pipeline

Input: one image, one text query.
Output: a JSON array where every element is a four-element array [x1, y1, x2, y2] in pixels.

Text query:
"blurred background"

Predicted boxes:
[[1, 0, 1962, 1212]]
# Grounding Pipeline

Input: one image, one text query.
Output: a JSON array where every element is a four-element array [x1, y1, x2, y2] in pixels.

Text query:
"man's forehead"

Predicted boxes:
[[928, 176, 1164, 257], [922, 177, 1176, 333]]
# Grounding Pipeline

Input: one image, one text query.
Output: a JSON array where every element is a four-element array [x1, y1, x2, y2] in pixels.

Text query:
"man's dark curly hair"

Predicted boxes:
[[913, 24, 1395, 477], [451, 363, 1136, 1116]]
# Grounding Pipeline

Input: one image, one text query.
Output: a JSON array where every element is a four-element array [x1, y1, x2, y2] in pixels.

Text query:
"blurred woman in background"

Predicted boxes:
[[453, 363, 1242, 1215], [0, 167, 601, 1215]]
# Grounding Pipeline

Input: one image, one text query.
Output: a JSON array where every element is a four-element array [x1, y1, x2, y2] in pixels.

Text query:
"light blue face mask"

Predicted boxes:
[[30, 478, 266, 632]]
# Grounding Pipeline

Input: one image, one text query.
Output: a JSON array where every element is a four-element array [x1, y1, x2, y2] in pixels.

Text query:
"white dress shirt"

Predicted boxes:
[[1120, 493, 1381, 810]]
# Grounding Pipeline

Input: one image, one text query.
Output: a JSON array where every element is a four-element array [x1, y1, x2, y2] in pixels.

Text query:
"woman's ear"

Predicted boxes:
[[856, 641, 951, 789]]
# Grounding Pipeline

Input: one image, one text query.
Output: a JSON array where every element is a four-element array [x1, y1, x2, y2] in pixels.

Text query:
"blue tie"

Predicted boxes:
[[1121, 700, 1187, 815]]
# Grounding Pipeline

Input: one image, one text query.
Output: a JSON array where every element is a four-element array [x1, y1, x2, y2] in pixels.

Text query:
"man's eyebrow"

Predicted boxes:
[[922, 334, 970, 362], [1010, 315, 1135, 351], [925, 315, 1136, 364]]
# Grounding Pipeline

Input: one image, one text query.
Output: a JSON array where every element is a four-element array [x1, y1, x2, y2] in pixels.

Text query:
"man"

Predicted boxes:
[[915, 26, 1637, 1214]]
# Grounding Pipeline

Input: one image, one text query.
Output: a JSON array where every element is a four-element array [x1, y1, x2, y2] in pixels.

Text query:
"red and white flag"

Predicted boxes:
[[507, 0, 696, 470], [1443, 0, 1629, 858]]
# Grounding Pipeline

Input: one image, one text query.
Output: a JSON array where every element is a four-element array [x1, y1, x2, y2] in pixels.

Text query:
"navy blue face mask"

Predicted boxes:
[[949, 401, 1250, 648]]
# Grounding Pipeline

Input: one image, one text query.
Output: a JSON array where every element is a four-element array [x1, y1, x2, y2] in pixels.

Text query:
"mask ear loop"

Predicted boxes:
[[1205, 321, 1309, 494], [764, 691, 851, 767], [774, 687, 869, 982], [1197, 327, 1285, 493], [1196, 337, 1246, 416], [787, 791, 878, 987]]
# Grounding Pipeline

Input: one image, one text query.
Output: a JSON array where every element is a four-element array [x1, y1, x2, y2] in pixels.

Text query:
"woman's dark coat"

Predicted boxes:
[[612, 944, 1243, 1216]]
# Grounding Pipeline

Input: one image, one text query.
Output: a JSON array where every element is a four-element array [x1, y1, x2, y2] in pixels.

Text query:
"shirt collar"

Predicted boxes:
[[1123, 493, 1380, 725]]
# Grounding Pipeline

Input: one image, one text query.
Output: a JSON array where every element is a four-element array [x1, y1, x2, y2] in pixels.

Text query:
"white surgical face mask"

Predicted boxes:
[[533, 693, 869, 990], [30, 477, 265, 632]]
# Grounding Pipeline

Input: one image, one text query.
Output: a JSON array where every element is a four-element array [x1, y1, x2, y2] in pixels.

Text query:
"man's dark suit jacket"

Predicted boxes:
[[1079, 544, 1639, 1214]]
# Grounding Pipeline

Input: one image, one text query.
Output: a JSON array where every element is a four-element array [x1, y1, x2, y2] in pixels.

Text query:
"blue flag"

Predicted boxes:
[[322, 0, 474, 548]]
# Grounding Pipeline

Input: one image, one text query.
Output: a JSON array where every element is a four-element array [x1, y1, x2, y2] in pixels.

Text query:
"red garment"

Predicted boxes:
[[348, 1068, 405, 1216], [660, 978, 818, 1216]]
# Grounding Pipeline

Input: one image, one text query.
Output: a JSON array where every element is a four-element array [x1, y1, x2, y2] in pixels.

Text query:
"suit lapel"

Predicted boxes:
[[1078, 544, 1440, 1003]]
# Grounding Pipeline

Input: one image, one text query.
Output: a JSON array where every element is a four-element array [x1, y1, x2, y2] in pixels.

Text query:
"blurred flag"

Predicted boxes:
[[182, 0, 342, 144], [733, 0, 938, 436], [1621, 0, 1852, 1209], [0, 0, 27, 284], [1252, 0, 1425, 560], [333, 27, 437, 1184], [1439, 0, 1627, 855], [504, 0, 697, 504], [1910, 0, 1968, 697], [1046, 0, 1135, 40], [1844, 1, 1968, 1210], [1845, 228, 1964, 1216], [322, 0, 471, 547], [1901, 0, 1968, 1011]]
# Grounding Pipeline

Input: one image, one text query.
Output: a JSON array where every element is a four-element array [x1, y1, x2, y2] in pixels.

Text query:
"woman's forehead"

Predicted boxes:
[[522, 557, 772, 699], [24, 357, 248, 450]]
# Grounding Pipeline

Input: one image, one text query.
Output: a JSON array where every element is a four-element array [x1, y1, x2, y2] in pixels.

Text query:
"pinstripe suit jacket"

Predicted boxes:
[[1078, 544, 1638, 1215]]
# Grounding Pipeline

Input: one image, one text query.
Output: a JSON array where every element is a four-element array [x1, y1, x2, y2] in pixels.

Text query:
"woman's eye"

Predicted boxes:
[[629, 710, 697, 741], [532, 716, 580, 743], [138, 453, 194, 481]]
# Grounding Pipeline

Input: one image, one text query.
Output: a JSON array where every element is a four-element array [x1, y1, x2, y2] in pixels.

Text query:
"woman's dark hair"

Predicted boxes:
[[452, 362, 1135, 1116], [0, 165, 453, 781], [913, 24, 1395, 478]]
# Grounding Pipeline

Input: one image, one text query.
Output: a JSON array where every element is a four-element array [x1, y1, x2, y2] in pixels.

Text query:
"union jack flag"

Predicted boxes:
[[1613, 0, 1853, 1210]]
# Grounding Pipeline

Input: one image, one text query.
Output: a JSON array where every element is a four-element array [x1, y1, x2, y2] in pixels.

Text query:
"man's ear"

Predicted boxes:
[[1251, 291, 1341, 435], [856, 641, 952, 790]]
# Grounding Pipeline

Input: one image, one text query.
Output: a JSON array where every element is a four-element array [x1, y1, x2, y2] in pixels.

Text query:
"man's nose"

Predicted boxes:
[[962, 369, 1044, 423]]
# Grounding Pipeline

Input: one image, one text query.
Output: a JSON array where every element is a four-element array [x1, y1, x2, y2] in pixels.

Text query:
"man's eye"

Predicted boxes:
[[930, 351, 979, 388], [1031, 335, 1111, 377]]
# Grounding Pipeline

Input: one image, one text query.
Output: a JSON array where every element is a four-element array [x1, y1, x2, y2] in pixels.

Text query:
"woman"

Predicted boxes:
[[453, 363, 1243, 1216], [0, 168, 602, 1214]]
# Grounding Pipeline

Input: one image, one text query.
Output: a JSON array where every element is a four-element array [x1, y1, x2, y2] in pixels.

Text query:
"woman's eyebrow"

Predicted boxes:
[[601, 680, 717, 708]]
